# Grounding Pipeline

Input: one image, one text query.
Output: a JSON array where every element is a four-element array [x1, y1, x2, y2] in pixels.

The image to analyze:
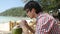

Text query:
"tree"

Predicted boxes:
[[22, 0, 60, 12], [0, 7, 27, 17]]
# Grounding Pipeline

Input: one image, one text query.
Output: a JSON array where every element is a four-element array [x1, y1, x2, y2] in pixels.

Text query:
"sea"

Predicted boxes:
[[0, 16, 31, 23], [0, 16, 32, 34]]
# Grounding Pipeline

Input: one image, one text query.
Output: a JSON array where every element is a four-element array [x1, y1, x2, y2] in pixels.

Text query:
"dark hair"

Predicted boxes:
[[58, 12, 60, 21], [24, 1, 43, 14], [53, 12, 60, 21]]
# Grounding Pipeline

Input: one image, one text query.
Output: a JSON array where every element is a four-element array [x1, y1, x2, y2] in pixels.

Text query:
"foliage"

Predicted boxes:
[[39, 0, 60, 11], [23, 0, 60, 12], [0, 7, 27, 17]]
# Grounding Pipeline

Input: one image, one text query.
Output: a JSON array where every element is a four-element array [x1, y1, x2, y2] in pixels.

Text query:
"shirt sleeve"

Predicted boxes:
[[41, 16, 55, 34]]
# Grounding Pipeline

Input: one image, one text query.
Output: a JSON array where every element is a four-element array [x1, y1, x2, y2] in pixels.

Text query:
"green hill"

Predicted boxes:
[[0, 7, 27, 17]]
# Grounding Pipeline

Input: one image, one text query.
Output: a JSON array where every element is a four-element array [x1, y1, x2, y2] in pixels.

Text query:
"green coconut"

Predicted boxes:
[[12, 25, 22, 34]]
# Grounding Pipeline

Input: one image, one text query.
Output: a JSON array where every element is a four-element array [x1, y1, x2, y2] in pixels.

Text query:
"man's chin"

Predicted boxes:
[[29, 17, 32, 19], [28, 16, 34, 19], [27, 16, 31, 18]]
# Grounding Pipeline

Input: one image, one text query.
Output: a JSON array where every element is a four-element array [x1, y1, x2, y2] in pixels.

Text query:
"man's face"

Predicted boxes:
[[26, 9, 35, 18]]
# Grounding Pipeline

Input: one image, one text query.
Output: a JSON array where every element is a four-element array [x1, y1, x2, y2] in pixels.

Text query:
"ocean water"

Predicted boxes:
[[0, 16, 32, 32], [0, 16, 31, 23]]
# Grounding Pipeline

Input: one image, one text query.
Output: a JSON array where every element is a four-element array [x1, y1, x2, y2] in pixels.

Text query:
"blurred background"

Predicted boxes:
[[0, 0, 60, 34]]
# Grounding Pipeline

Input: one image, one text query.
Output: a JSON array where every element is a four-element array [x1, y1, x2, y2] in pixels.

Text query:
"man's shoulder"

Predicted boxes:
[[38, 13, 55, 20], [38, 13, 50, 18]]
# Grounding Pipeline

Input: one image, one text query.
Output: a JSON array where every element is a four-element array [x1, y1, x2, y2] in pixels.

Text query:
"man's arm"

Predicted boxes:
[[25, 23, 35, 33], [41, 18, 55, 34], [20, 20, 35, 34]]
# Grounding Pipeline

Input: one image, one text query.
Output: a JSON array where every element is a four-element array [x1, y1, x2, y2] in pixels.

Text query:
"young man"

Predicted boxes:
[[20, 1, 60, 34]]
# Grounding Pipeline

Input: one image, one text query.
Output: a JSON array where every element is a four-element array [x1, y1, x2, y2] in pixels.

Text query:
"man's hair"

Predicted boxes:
[[53, 12, 60, 21], [58, 12, 60, 21], [24, 1, 43, 14]]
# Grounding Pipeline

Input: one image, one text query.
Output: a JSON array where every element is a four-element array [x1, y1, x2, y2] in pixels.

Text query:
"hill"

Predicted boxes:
[[0, 7, 26, 17]]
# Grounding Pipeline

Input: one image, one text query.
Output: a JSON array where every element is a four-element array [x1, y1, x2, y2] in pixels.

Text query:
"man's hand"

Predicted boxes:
[[20, 20, 35, 34], [20, 20, 29, 34], [20, 20, 28, 28]]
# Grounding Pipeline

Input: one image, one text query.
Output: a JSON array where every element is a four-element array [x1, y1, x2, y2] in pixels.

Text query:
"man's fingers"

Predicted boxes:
[[21, 20, 27, 23]]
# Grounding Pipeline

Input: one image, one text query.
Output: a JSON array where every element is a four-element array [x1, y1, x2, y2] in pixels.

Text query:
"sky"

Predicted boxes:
[[0, 0, 25, 13]]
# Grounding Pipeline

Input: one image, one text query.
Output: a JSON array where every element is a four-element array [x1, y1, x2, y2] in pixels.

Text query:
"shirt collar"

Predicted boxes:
[[36, 12, 43, 20]]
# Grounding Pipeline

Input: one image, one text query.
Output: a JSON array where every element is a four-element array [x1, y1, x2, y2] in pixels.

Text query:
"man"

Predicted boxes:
[[20, 1, 60, 34]]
